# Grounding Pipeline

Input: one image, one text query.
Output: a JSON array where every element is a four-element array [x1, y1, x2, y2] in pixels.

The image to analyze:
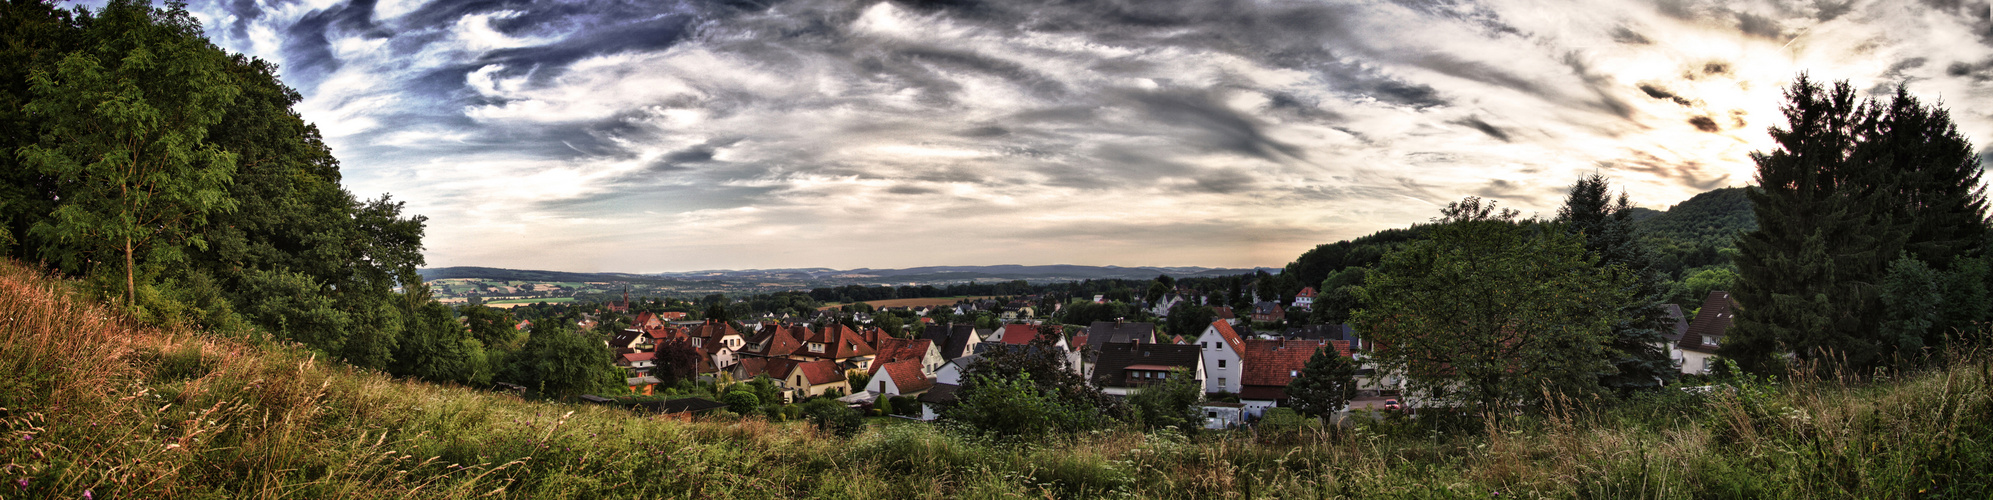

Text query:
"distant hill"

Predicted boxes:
[[1634, 187, 1757, 277], [419, 264, 1263, 285]]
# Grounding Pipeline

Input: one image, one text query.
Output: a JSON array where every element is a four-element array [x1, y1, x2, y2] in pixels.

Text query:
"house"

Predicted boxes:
[[740, 323, 807, 359], [991, 323, 1067, 350], [870, 337, 943, 376], [608, 328, 650, 351], [1148, 294, 1182, 317], [685, 320, 744, 371], [1202, 402, 1246, 430], [1195, 320, 1247, 394], [920, 324, 983, 361], [917, 383, 961, 421], [861, 358, 936, 396], [1089, 343, 1204, 397], [515, 319, 533, 331], [618, 351, 660, 395], [933, 354, 979, 385], [796, 323, 877, 369], [1293, 287, 1317, 311], [1084, 321, 1157, 350], [659, 311, 688, 321], [1237, 339, 1346, 417], [763, 358, 850, 402], [1658, 304, 1690, 346], [1676, 291, 1737, 375], [1211, 307, 1238, 324], [1251, 301, 1285, 323]]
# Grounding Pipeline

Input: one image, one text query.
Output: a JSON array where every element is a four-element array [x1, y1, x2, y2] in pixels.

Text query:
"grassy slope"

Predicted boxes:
[[1, 259, 1988, 499]]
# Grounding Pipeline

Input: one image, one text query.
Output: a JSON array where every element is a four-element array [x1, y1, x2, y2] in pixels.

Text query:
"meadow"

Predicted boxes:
[[1, 260, 1987, 499]]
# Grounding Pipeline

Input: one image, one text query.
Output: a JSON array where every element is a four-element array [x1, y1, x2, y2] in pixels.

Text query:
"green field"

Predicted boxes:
[[484, 297, 575, 305]]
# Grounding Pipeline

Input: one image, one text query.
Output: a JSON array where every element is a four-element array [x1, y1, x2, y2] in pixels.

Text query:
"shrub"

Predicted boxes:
[[802, 397, 862, 437]]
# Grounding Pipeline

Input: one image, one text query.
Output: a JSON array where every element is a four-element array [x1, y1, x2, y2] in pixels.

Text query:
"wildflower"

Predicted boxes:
[[20, 434, 30, 441], [14, 478, 27, 489], [84, 489, 93, 499]]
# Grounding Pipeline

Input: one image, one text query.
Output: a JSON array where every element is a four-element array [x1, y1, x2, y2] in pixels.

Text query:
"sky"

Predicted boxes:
[[152, 0, 1993, 272]]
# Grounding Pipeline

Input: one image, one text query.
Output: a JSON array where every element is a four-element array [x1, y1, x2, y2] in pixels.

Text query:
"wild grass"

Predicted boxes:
[[0, 259, 1986, 498]]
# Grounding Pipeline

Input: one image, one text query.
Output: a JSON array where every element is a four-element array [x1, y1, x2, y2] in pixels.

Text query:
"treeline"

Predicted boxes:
[[0, 1, 603, 392]]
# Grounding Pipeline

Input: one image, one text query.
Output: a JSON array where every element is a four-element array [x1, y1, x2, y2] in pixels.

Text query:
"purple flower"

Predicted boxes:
[[20, 434, 31, 441], [84, 489, 93, 499], [15, 478, 27, 489]]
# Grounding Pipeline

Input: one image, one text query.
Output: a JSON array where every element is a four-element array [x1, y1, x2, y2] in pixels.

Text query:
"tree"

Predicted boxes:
[[942, 373, 1096, 438], [721, 390, 760, 416], [800, 397, 861, 437], [1556, 174, 1678, 392], [1164, 304, 1215, 338], [957, 326, 1121, 428], [1309, 267, 1367, 325], [1879, 255, 1942, 360], [1126, 367, 1203, 433], [1353, 197, 1630, 410], [19, 0, 241, 307], [653, 338, 702, 385], [1728, 76, 1989, 372], [503, 321, 621, 398], [460, 304, 520, 349], [1674, 267, 1739, 308], [1286, 346, 1358, 421]]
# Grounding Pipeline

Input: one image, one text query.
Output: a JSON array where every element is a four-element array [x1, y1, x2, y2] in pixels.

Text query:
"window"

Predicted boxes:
[[1218, 359, 1226, 368], [1218, 377, 1226, 386], [878, 381, 886, 392], [1290, 370, 1298, 377], [1208, 411, 1218, 418]]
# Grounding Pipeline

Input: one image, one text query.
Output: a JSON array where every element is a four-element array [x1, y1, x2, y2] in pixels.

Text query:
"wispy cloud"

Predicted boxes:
[[181, 0, 1993, 272]]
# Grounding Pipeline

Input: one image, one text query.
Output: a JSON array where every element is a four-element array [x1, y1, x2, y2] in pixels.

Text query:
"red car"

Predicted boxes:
[[1382, 399, 1402, 411]]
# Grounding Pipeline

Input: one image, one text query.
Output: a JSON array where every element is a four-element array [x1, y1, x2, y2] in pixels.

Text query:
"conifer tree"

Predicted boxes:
[[1729, 76, 1988, 372], [1556, 174, 1678, 391]]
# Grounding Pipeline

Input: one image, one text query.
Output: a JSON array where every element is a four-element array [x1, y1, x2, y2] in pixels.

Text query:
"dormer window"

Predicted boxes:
[[808, 343, 825, 353], [1703, 337, 1717, 347]]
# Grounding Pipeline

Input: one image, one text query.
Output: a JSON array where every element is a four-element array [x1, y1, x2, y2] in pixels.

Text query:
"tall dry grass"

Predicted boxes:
[[0, 258, 1986, 498]]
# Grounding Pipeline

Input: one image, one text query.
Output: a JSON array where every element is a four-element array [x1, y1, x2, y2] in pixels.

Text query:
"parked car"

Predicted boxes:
[[1382, 399, 1401, 411]]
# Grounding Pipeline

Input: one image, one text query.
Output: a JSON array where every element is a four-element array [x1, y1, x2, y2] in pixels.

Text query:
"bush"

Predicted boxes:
[[943, 373, 1098, 439], [802, 397, 862, 437], [721, 390, 760, 416]]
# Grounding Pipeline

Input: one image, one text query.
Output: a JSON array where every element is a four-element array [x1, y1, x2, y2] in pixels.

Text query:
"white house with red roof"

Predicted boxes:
[[861, 358, 936, 397], [1195, 320, 1247, 394], [1237, 339, 1347, 417], [1293, 287, 1317, 311]]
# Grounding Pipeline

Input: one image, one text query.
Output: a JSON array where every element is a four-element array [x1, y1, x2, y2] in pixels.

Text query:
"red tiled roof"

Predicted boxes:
[[879, 358, 934, 394], [801, 324, 876, 360], [688, 319, 740, 340], [1296, 287, 1317, 298], [869, 338, 934, 376], [998, 324, 1042, 345], [1071, 333, 1089, 350], [659, 312, 687, 320], [786, 359, 843, 386], [621, 351, 656, 363], [1239, 339, 1344, 388], [1209, 320, 1245, 353]]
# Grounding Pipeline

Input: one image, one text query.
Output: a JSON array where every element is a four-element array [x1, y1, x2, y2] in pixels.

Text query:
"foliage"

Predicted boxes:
[[1557, 174, 1679, 392], [721, 390, 760, 416], [1162, 303, 1214, 338], [942, 373, 1098, 439], [1286, 346, 1359, 419], [18, 0, 241, 306], [959, 326, 1121, 423], [653, 338, 702, 385], [800, 397, 862, 437], [1633, 187, 1756, 278], [1729, 76, 1989, 373], [1125, 367, 1203, 433], [503, 321, 621, 398], [1, 261, 1990, 498], [1354, 197, 1632, 410]]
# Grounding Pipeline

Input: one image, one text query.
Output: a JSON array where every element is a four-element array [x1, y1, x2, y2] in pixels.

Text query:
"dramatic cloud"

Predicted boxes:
[[176, 0, 1993, 272]]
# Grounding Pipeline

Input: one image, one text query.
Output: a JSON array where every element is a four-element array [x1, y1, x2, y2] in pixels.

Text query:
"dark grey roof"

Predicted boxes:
[[917, 383, 961, 404], [1678, 291, 1736, 354], [1084, 321, 1157, 350], [633, 397, 728, 414], [922, 324, 979, 360], [1089, 343, 1201, 388], [1660, 304, 1689, 343]]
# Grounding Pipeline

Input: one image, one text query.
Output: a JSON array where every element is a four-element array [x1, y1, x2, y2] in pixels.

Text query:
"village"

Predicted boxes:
[[570, 284, 1743, 428]]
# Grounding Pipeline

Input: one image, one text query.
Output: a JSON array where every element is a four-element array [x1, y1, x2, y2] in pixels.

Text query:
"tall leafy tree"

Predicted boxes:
[[1556, 174, 1678, 392], [1353, 197, 1630, 410], [1285, 346, 1358, 421], [0, 0, 83, 258], [1728, 76, 1989, 372], [18, 0, 240, 307], [1125, 367, 1203, 433]]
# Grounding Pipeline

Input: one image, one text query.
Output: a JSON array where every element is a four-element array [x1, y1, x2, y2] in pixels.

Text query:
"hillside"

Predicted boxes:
[[1635, 187, 1757, 276], [4, 259, 1987, 498]]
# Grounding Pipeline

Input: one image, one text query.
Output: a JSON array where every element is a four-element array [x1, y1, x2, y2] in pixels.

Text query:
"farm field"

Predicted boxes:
[[482, 297, 576, 308], [818, 296, 993, 310]]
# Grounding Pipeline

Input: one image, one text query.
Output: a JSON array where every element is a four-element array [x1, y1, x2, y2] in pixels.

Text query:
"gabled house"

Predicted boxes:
[[1089, 343, 1204, 397], [933, 354, 979, 385], [920, 324, 982, 362], [870, 337, 942, 376], [762, 358, 850, 402], [797, 323, 877, 369], [1084, 321, 1157, 350], [1195, 320, 1247, 394], [685, 320, 744, 371], [608, 328, 650, 352], [1251, 301, 1285, 323], [618, 351, 661, 395], [739, 323, 807, 359], [861, 358, 936, 396], [1676, 291, 1737, 374], [1237, 339, 1347, 417], [1293, 287, 1317, 311], [1211, 307, 1238, 325]]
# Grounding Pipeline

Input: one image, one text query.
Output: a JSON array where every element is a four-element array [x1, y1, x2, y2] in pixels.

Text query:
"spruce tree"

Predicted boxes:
[[1729, 76, 1989, 372], [1556, 174, 1677, 391]]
